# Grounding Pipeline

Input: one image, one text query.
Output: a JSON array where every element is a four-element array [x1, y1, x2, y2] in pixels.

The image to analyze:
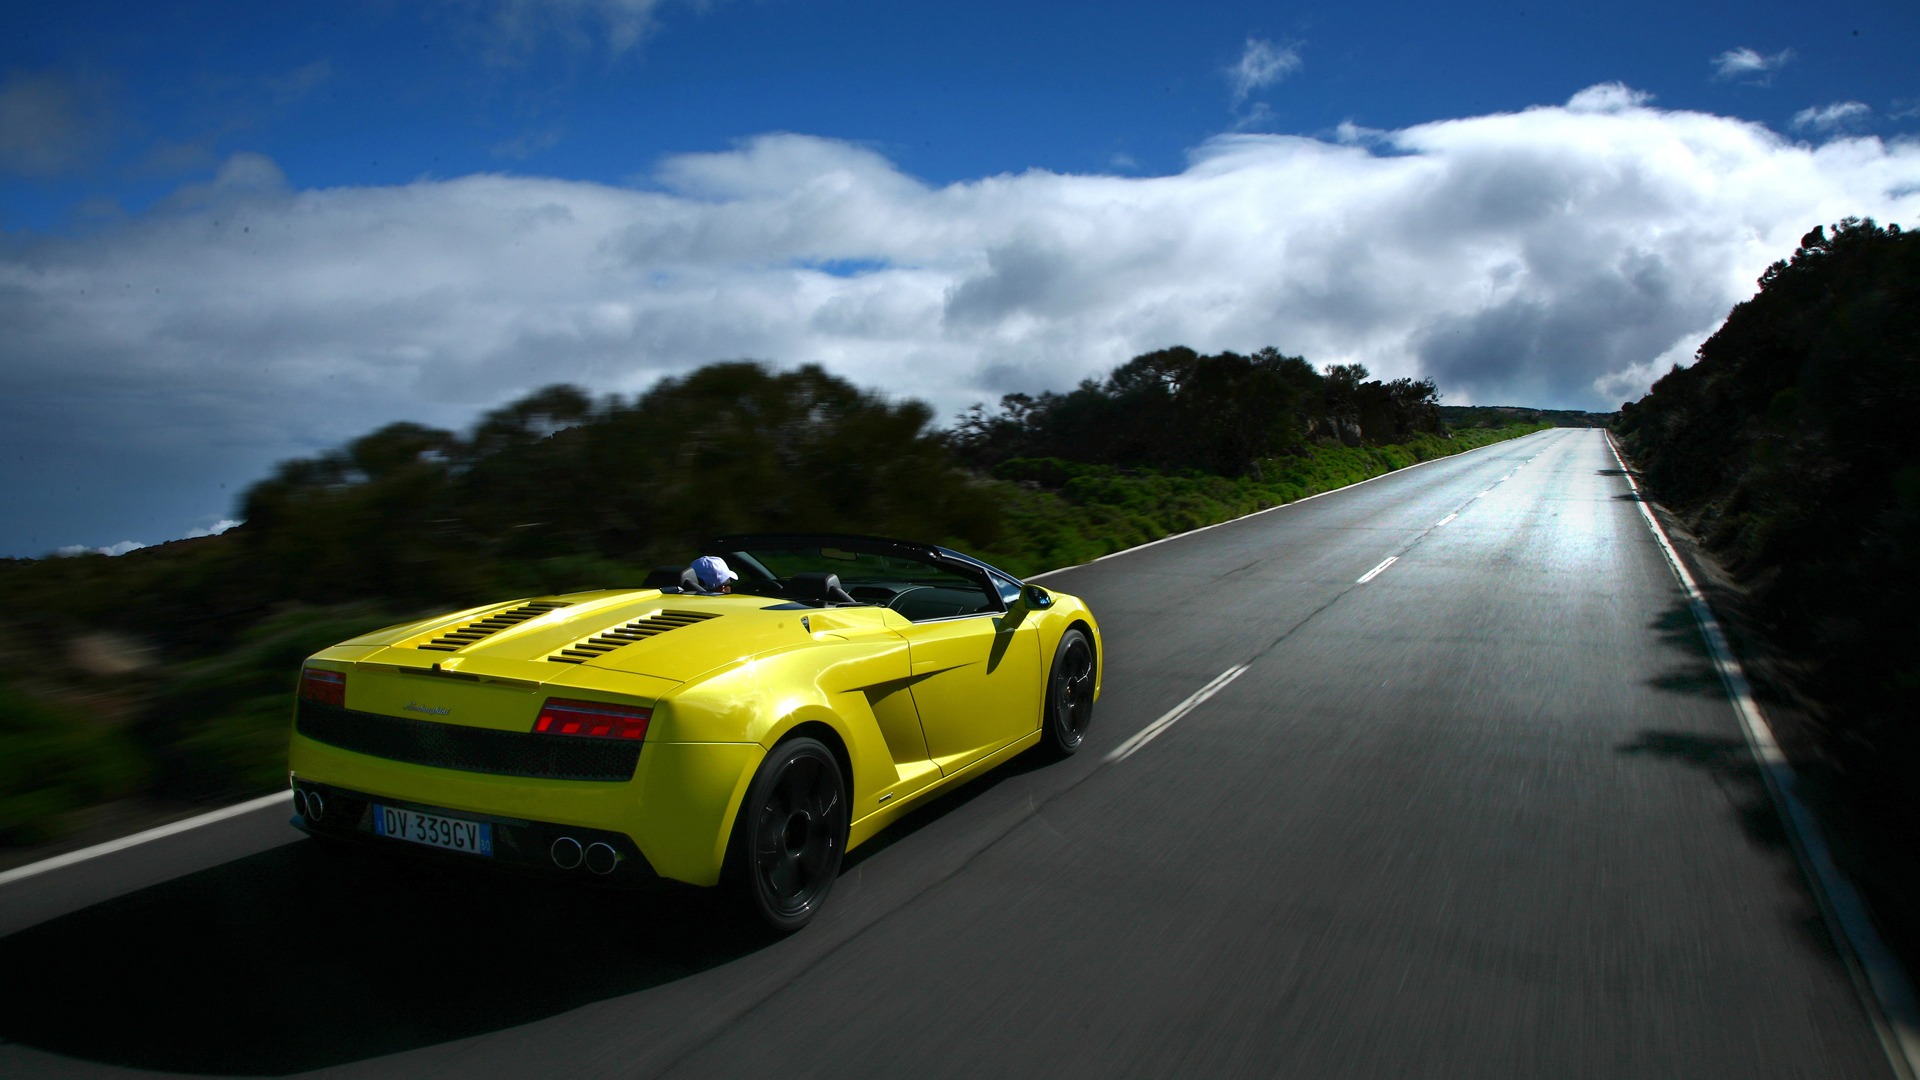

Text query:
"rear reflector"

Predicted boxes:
[[300, 667, 346, 707], [534, 699, 651, 741]]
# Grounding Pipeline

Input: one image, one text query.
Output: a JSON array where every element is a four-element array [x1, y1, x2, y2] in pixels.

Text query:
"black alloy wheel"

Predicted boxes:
[[731, 736, 848, 932], [1040, 628, 1095, 758]]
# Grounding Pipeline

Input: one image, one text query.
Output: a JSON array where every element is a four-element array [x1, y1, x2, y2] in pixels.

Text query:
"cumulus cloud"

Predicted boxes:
[[1227, 38, 1301, 106], [1334, 120, 1388, 146], [1712, 47, 1794, 83], [1792, 101, 1872, 134], [5, 86, 1920, 554], [1566, 83, 1653, 113], [0, 68, 110, 177]]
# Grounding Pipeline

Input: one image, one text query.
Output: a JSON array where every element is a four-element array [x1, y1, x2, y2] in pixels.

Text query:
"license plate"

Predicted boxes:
[[372, 804, 493, 856]]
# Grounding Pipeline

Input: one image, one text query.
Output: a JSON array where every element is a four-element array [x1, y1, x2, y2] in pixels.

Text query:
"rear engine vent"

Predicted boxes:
[[417, 600, 572, 652], [548, 610, 718, 664]]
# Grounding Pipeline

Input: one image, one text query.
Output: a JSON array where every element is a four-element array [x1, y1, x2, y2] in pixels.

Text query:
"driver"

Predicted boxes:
[[689, 555, 738, 594]]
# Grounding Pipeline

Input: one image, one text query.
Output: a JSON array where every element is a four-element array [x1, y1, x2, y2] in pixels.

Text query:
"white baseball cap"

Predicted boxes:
[[691, 555, 738, 590]]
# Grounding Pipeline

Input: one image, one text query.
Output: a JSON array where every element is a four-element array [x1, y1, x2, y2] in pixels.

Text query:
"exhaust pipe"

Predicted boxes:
[[550, 836, 583, 870], [584, 842, 619, 876], [292, 788, 309, 820]]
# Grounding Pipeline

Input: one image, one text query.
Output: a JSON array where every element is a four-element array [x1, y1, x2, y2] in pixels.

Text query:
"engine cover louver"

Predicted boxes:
[[548, 610, 719, 664], [416, 600, 573, 652]]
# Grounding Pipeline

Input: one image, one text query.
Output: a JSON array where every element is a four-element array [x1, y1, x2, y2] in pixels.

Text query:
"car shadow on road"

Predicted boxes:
[[0, 742, 1067, 1077], [0, 840, 764, 1075]]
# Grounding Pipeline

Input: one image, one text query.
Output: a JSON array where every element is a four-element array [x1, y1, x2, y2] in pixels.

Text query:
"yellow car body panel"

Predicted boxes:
[[287, 541, 1102, 903]]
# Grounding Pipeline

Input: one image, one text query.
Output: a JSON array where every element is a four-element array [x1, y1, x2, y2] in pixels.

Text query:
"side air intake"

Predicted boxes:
[[548, 610, 718, 664], [417, 600, 572, 652]]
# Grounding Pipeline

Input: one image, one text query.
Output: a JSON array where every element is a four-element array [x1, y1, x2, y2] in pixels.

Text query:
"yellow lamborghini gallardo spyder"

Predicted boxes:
[[288, 534, 1101, 930]]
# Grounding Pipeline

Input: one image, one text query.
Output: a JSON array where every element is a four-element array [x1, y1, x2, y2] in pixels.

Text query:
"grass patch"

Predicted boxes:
[[974, 424, 1545, 576]]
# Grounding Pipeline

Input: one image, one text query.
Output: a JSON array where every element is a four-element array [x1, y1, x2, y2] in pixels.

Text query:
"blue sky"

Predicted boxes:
[[3, 1, 1917, 557]]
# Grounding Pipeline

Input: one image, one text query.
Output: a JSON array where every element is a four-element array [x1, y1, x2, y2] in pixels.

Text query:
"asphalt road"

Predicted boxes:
[[0, 429, 1892, 1078]]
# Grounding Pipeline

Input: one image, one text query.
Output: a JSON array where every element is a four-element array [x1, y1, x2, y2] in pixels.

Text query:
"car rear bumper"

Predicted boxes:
[[289, 730, 763, 887], [289, 778, 661, 887]]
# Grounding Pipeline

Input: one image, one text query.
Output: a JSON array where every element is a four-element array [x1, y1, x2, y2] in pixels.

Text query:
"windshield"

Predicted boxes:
[[711, 538, 1004, 620]]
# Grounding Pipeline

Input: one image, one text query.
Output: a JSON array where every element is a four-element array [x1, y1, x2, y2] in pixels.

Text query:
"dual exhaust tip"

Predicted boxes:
[[293, 787, 326, 824], [550, 836, 620, 875], [296, 785, 616, 877]]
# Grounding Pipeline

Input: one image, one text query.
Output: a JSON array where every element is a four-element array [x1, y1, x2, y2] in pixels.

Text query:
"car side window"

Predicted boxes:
[[989, 572, 1022, 607], [885, 566, 1001, 622]]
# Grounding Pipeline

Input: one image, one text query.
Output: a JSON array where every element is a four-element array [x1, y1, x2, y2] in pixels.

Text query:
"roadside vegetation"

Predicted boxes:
[[0, 350, 1544, 845], [1614, 217, 1920, 839]]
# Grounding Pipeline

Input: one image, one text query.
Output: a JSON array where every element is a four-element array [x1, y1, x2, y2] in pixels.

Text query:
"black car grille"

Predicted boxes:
[[295, 700, 640, 782]]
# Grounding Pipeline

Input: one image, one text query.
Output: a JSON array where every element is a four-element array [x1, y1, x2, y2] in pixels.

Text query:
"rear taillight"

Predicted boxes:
[[299, 667, 346, 707], [534, 699, 650, 741]]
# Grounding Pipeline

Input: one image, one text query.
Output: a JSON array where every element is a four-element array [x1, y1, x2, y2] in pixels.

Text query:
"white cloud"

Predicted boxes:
[[5, 84, 1920, 554], [55, 541, 147, 558], [185, 519, 242, 538], [1334, 120, 1388, 146], [1712, 47, 1794, 83], [1792, 101, 1872, 134], [1566, 83, 1653, 113], [1228, 39, 1301, 106]]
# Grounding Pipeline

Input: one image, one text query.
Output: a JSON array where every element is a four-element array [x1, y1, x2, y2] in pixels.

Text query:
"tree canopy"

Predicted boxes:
[[1615, 216, 1920, 826], [950, 346, 1441, 475]]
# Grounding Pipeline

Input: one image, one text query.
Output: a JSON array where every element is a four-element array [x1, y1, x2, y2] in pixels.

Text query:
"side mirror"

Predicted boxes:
[[1023, 584, 1055, 609]]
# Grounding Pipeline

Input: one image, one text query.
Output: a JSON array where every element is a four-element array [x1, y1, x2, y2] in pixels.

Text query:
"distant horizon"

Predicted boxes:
[[23, 361, 1604, 561]]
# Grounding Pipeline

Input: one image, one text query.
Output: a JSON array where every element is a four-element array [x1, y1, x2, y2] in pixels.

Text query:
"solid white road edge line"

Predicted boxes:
[[1356, 556, 1398, 584], [1028, 429, 1557, 581], [1607, 432, 1920, 1080], [0, 790, 293, 890], [1106, 664, 1251, 765]]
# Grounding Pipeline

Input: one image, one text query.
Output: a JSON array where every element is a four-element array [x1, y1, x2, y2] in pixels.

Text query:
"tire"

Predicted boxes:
[[1039, 628, 1096, 758], [727, 736, 848, 932]]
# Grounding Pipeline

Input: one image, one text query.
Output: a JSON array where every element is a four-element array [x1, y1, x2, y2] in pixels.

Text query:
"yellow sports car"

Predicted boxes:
[[288, 534, 1100, 930]]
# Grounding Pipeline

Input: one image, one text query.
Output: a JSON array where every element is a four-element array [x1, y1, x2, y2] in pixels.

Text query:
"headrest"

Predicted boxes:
[[642, 565, 685, 590], [788, 571, 856, 606]]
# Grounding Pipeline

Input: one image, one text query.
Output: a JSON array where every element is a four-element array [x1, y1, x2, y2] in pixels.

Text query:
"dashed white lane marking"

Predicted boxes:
[[1475, 489, 1494, 499], [1436, 513, 1458, 528], [0, 790, 293, 889], [1356, 556, 1398, 584], [1107, 665, 1250, 764], [1607, 433, 1920, 1080], [1029, 429, 1555, 581]]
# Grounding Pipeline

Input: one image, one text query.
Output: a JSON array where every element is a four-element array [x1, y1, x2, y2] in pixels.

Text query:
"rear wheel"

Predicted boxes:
[[1039, 628, 1095, 758], [727, 737, 848, 932]]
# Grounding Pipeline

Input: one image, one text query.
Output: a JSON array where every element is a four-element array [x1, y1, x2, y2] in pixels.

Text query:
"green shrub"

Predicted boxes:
[[975, 424, 1546, 575], [0, 684, 147, 843], [134, 604, 407, 801]]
